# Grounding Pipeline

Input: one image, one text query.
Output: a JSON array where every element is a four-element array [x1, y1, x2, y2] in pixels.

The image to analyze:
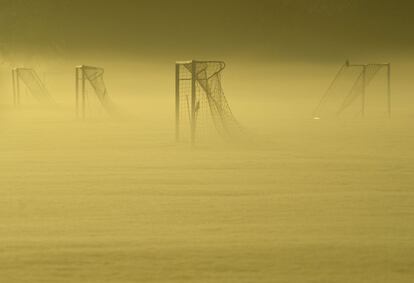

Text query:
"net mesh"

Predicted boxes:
[[16, 68, 52, 103], [315, 62, 389, 118], [177, 61, 242, 143]]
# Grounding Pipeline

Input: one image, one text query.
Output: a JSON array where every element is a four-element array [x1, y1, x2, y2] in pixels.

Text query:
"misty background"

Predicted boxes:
[[1, 0, 414, 125], [2, 2, 414, 282], [1, 0, 414, 61]]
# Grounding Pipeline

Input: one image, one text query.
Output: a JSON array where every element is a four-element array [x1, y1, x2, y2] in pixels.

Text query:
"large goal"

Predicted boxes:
[[75, 65, 115, 119], [314, 60, 391, 119], [12, 68, 52, 105], [175, 60, 242, 144]]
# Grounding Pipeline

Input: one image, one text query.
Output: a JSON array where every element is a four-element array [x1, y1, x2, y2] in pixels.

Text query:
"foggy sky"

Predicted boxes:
[[1, 0, 414, 62]]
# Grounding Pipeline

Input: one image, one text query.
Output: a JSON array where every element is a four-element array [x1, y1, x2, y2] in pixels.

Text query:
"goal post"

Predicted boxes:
[[175, 60, 197, 144], [314, 61, 391, 119], [12, 68, 20, 106], [12, 68, 52, 106], [175, 60, 242, 144], [75, 65, 114, 119]]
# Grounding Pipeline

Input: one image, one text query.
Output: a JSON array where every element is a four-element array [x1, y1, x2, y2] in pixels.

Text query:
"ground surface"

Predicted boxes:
[[1, 108, 413, 282]]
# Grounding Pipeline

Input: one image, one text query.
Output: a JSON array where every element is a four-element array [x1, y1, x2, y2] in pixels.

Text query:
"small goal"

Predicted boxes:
[[12, 68, 52, 105], [314, 60, 391, 119], [75, 65, 114, 119]]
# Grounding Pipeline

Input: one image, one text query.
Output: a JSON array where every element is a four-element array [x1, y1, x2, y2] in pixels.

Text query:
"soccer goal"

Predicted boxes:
[[175, 60, 242, 144], [12, 68, 52, 105], [75, 65, 115, 119], [314, 60, 391, 119]]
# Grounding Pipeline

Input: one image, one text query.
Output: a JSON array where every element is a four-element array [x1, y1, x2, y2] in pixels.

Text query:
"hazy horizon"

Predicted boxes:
[[1, 1, 414, 63], [1, 2, 414, 283]]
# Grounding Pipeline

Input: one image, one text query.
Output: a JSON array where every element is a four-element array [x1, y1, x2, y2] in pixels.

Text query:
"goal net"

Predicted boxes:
[[12, 68, 53, 105], [175, 60, 242, 144], [75, 65, 115, 119], [314, 61, 391, 119]]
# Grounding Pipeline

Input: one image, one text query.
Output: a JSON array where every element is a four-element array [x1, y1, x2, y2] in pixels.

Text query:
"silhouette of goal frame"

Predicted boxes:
[[75, 65, 108, 120], [314, 60, 391, 118], [12, 68, 51, 106], [175, 60, 228, 145]]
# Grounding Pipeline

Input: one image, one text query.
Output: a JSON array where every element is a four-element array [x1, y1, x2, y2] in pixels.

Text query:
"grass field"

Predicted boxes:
[[1, 105, 414, 282]]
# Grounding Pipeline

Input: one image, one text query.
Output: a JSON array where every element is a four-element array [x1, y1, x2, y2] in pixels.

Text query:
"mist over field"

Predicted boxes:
[[1, 1, 414, 282]]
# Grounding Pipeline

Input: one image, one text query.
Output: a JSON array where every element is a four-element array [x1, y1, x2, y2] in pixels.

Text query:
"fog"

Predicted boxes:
[[1, 1, 414, 282]]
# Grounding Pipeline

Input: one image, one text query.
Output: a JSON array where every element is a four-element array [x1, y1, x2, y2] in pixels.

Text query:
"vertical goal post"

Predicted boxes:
[[12, 68, 20, 106], [175, 60, 204, 144]]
